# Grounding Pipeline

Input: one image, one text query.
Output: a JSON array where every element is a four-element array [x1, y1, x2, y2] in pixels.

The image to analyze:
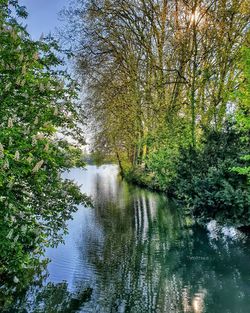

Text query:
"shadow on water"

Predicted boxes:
[[7, 165, 250, 312]]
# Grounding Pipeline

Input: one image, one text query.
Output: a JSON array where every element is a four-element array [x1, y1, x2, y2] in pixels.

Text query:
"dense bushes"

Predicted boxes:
[[125, 124, 249, 227], [172, 126, 249, 226]]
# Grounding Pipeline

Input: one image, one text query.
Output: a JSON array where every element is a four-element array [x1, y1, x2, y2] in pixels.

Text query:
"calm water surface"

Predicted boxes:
[[20, 165, 250, 312]]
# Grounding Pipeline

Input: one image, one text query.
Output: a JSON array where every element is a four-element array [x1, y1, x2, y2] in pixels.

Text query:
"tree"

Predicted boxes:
[[64, 0, 249, 170], [62, 0, 249, 223], [231, 44, 250, 181], [0, 1, 89, 307]]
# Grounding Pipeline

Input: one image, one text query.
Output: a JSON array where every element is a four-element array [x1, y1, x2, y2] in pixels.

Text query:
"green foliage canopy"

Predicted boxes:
[[0, 0, 90, 307]]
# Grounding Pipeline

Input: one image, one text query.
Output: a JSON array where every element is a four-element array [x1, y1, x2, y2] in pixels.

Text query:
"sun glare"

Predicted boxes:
[[190, 9, 200, 25]]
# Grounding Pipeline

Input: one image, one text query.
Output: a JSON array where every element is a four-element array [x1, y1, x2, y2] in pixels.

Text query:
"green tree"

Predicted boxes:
[[231, 45, 250, 181], [0, 0, 89, 307], [63, 0, 249, 225]]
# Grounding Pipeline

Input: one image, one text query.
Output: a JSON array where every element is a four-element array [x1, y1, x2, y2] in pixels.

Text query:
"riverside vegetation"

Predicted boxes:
[[0, 1, 90, 308], [0, 0, 250, 310], [63, 0, 250, 227]]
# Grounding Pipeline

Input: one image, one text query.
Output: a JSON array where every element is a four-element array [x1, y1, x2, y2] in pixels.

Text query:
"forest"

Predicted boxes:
[[0, 0, 249, 311]]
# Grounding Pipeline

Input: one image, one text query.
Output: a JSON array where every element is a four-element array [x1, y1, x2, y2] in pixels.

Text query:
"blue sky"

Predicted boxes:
[[20, 0, 70, 39]]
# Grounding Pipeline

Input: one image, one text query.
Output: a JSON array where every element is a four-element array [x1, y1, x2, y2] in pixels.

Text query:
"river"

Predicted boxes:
[[15, 165, 250, 312]]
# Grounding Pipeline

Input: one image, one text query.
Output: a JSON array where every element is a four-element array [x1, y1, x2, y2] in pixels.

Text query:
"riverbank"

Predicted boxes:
[[122, 132, 250, 229]]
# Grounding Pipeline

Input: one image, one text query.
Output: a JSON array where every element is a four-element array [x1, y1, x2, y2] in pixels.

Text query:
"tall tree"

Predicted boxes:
[[0, 0, 89, 306], [63, 0, 249, 172]]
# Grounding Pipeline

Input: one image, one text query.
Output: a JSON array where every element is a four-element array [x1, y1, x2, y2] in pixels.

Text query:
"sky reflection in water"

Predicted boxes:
[[18, 165, 250, 312]]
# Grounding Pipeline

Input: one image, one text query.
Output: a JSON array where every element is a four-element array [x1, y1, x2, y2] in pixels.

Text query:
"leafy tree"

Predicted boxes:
[[231, 45, 250, 181], [61, 0, 250, 226], [64, 0, 249, 172], [0, 0, 90, 307]]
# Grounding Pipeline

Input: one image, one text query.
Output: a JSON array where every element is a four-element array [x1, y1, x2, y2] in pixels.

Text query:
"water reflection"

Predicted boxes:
[[10, 165, 250, 312], [14, 283, 92, 313]]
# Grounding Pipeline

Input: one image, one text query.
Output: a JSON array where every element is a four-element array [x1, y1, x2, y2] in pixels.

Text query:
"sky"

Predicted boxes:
[[19, 0, 70, 39]]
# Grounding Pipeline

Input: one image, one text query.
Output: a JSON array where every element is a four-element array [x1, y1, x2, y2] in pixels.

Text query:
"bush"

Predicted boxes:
[[172, 125, 250, 226]]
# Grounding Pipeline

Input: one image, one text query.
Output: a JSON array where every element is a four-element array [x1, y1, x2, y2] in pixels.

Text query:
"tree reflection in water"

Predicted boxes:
[[76, 166, 250, 313], [6, 165, 250, 313], [11, 282, 92, 313], [0, 177, 90, 311]]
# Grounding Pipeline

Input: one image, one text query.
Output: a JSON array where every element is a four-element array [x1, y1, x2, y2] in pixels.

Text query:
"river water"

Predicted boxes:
[[18, 165, 250, 312]]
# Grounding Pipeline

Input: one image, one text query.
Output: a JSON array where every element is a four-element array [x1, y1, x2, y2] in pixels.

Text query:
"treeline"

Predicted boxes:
[[64, 0, 250, 225]]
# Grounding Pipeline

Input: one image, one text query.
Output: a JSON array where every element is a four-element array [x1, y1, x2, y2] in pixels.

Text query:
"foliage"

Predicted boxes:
[[63, 0, 249, 170], [125, 144, 179, 191], [62, 0, 250, 226], [172, 126, 250, 226], [231, 45, 250, 181], [0, 1, 90, 308]]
